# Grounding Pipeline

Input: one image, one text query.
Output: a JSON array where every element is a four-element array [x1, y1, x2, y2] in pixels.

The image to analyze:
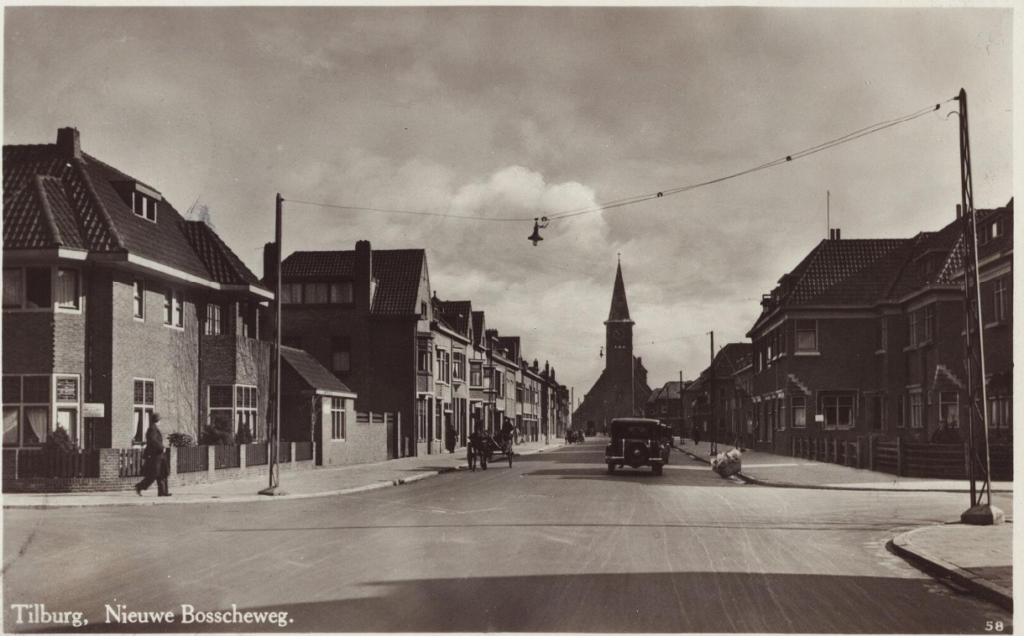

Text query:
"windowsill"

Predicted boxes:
[[984, 320, 1009, 330], [3, 307, 54, 313], [134, 316, 146, 323], [164, 324, 185, 331], [776, 352, 787, 359], [793, 351, 820, 357], [331, 438, 346, 443], [902, 345, 916, 353], [55, 306, 82, 314], [918, 339, 934, 349], [875, 349, 886, 356]]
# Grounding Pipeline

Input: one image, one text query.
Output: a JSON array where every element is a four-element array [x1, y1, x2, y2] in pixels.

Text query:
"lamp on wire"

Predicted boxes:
[[528, 217, 549, 246]]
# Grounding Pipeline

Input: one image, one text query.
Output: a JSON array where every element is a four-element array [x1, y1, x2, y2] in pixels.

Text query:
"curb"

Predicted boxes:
[[674, 445, 1014, 493], [890, 526, 1013, 611], [3, 443, 566, 510]]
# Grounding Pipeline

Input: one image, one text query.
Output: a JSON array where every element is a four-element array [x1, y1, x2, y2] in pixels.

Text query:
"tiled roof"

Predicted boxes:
[[472, 311, 486, 347], [497, 336, 521, 361], [282, 248, 426, 315], [437, 300, 473, 338], [787, 239, 911, 305], [3, 132, 265, 289], [280, 346, 352, 395], [180, 221, 262, 286], [648, 381, 687, 402]]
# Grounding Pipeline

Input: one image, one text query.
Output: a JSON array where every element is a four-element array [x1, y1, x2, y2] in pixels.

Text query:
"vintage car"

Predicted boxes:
[[605, 418, 672, 475]]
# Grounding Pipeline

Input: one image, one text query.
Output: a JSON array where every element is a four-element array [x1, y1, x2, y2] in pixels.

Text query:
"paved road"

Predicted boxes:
[[3, 441, 1013, 633]]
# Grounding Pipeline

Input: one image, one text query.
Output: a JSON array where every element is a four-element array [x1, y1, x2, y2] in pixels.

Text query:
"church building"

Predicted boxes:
[[573, 260, 652, 433]]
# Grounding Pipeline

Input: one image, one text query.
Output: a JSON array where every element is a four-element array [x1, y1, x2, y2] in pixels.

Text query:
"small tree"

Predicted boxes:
[[200, 418, 235, 446], [167, 431, 197, 447], [42, 427, 76, 454], [235, 423, 254, 445]]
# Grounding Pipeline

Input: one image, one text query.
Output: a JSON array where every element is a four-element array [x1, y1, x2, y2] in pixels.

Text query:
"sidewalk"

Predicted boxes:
[[892, 522, 1013, 610], [3, 439, 564, 509], [676, 440, 1013, 493]]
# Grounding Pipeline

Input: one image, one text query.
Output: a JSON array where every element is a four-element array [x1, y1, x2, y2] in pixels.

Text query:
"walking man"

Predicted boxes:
[[135, 413, 171, 497]]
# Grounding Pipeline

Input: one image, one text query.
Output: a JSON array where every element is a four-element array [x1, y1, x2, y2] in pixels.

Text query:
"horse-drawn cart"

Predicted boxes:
[[468, 432, 514, 471]]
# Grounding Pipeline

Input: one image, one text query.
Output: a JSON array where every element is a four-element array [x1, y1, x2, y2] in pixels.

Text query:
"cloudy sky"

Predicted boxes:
[[4, 6, 1013, 399]]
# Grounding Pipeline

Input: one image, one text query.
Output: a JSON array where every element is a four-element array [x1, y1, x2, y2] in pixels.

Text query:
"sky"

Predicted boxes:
[[4, 6, 1013, 401]]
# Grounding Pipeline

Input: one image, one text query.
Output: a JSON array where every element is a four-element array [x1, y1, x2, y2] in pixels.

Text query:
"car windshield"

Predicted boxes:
[[611, 422, 655, 439]]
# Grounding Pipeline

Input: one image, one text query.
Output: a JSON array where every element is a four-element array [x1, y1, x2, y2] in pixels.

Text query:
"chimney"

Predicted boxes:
[[56, 127, 81, 160], [263, 241, 279, 289], [354, 240, 373, 311], [956, 204, 962, 219], [836, 228, 841, 240]]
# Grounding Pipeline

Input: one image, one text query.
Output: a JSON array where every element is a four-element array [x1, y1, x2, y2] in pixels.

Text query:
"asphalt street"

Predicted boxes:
[[3, 440, 1014, 633]]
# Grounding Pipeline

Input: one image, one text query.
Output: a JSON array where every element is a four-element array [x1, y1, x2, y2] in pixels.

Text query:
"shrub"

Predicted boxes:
[[200, 418, 235, 446], [235, 424, 254, 445], [167, 431, 197, 447], [42, 427, 76, 454]]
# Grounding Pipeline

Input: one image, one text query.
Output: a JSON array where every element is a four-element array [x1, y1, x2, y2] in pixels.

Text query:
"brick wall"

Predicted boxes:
[[318, 397, 390, 467]]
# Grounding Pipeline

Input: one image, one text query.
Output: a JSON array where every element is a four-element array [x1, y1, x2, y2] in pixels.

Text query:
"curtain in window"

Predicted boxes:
[[24, 406, 48, 444], [3, 407, 19, 444], [55, 269, 78, 307], [307, 284, 328, 304], [56, 409, 78, 444], [3, 269, 22, 307]]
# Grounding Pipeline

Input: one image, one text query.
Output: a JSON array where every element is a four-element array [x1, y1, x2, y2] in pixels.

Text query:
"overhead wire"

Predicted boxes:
[[281, 97, 954, 226]]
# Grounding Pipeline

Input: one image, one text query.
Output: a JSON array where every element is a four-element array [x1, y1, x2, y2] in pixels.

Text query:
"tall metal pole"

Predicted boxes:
[[955, 90, 1000, 525], [709, 331, 717, 456], [260, 193, 284, 496], [679, 370, 684, 443]]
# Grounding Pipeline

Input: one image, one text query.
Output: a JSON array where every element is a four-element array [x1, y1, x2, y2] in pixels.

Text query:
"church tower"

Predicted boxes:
[[573, 258, 652, 433], [604, 260, 634, 372]]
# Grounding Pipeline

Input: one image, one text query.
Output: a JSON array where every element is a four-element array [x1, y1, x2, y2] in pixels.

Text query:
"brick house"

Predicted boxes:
[[689, 343, 752, 444], [3, 128, 273, 450], [748, 202, 1012, 454], [644, 380, 691, 437], [435, 299, 474, 448], [276, 241, 429, 458]]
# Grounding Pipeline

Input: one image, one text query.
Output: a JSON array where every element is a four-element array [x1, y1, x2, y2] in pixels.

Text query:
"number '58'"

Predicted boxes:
[[985, 621, 1004, 632]]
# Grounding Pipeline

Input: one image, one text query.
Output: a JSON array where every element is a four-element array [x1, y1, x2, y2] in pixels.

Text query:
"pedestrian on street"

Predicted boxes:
[[445, 420, 457, 454], [135, 413, 171, 497], [692, 424, 701, 448]]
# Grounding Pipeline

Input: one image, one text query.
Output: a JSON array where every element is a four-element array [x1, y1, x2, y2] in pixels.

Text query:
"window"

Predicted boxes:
[[238, 302, 256, 338], [1, 267, 55, 310], [420, 302, 428, 320], [939, 392, 959, 428], [470, 361, 483, 387], [418, 348, 432, 373], [205, 303, 222, 335], [133, 192, 157, 222], [235, 386, 258, 437], [332, 336, 351, 372], [281, 283, 303, 305], [516, 383, 524, 403], [55, 268, 79, 310], [821, 392, 855, 429], [495, 370, 505, 398], [329, 282, 353, 304], [3, 268, 23, 308], [133, 379, 155, 443], [436, 349, 450, 384], [453, 352, 465, 382], [209, 385, 234, 433], [791, 396, 806, 428], [305, 283, 328, 304], [331, 397, 346, 440], [989, 396, 1012, 429], [417, 397, 430, 442], [133, 280, 145, 319], [910, 393, 923, 429], [164, 289, 183, 327], [879, 318, 888, 350], [661, 403, 668, 415], [795, 320, 817, 352], [897, 395, 906, 428], [908, 312, 918, 346], [55, 376, 80, 445], [3, 375, 52, 446], [993, 277, 1009, 322], [923, 306, 935, 342]]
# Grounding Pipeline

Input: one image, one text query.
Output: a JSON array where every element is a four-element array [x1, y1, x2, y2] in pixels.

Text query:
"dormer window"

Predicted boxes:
[[133, 192, 158, 222]]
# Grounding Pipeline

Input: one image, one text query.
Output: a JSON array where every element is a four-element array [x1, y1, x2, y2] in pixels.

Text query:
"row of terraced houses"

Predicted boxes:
[[2, 128, 569, 489], [649, 202, 1013, 475]]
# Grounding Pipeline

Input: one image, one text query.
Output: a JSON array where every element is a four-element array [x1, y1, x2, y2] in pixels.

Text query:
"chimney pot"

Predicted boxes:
[[56, 127, 81, 160], [835, 228, 841, 240], [956, 204, 962, 219]]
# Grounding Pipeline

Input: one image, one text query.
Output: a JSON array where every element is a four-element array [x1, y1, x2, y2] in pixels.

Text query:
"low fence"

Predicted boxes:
[[791, 435, 1012, 480], [3, 442, 317, 493]]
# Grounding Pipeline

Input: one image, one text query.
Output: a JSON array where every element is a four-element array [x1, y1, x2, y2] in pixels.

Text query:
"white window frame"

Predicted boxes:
[[3, 374, 54, 447], [910, 393, 923, 429], [791, 395, 806, 428], [205, 303, 222, 335], [132, 192, 158, 223], [54, 267, 82, 312], [164, 288, 184, 329], [133, 378, 156, 443], [453, 352, 465, 382], [820, 392, 856, 430], [133, 279, 146, 321], [924, 305, 935, 342], [331, 397, 346, 440], [939, 391, 960, 429], [3, 266, 72, 313], [235, 385, 258, 437], [993, 277, 1009, 322], [470, 361, 483, 388], [989, 396, 1012, 429]]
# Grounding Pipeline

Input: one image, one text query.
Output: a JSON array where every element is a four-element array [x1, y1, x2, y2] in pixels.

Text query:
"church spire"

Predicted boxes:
[[606, 260, 633, 323]]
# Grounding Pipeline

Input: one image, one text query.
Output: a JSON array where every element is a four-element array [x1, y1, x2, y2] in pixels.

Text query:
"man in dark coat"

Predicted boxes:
[[135, 413, 171, 497], [445, 420, 457, 454]]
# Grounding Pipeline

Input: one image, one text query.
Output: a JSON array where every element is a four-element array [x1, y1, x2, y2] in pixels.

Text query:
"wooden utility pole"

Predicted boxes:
[[260, 193, 285, 496], [709, 331, 717, 456]]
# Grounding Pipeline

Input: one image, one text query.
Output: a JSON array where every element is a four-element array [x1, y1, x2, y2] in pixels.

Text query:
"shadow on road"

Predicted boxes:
[[39, 570, 1006, 633]]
